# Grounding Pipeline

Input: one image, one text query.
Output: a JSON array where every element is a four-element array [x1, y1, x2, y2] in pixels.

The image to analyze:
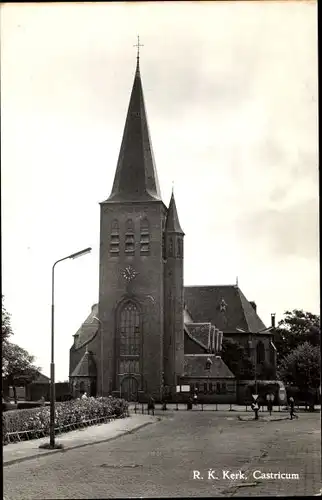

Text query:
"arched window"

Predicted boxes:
[[120, 302, 140, 356], [125, 219, 135, 254], [256, 341, 265, 364], [140, 218, 150, 254], [110, 220, 119, 254]]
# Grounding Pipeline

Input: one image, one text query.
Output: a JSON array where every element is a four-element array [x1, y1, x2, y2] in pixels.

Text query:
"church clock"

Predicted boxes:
[[122, 265, 138, 282]]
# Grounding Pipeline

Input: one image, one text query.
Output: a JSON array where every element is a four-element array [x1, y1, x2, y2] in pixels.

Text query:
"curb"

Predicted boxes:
[[4, 418, 160, 467], [237, 415, 289, 422]]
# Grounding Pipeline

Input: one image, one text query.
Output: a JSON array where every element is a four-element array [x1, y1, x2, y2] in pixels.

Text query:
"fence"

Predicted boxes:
[[3, 413, 124, 445], [130, 402, 293, 414]]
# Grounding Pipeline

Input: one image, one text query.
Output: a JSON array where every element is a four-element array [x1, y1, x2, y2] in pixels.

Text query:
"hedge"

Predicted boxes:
[[3, 396, 129, 444]]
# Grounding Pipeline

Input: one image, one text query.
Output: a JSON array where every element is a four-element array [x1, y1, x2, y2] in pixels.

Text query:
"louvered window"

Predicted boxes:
[[110, 220, 119, 254], [125, 219, 135, 254], [140, 218, 150, 254]]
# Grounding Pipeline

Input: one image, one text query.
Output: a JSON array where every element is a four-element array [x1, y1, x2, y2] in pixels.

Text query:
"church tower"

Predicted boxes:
[[98, 50, 167, 400], [163, 192, 185, 394]]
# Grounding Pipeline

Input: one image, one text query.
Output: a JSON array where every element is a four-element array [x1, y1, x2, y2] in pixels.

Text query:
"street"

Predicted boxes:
[[4, 411, 321, 498]]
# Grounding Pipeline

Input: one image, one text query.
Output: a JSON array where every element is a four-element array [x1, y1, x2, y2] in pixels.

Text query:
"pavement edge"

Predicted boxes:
[[3, 417, 161, 468]]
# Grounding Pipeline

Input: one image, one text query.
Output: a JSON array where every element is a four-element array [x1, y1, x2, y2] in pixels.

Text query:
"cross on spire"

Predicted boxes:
[[133, 35, 144, 61]]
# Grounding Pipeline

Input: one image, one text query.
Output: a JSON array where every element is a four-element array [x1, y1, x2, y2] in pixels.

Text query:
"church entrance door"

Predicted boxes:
[[121, 376, 138, 402]]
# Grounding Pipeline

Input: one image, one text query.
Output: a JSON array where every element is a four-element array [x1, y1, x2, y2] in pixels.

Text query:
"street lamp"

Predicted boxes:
[[41, 247, 91, 450], [93, 316, 103, 397]]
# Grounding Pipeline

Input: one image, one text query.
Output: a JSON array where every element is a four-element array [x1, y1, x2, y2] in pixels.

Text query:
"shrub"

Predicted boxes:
[[3, 396, 128, 444]]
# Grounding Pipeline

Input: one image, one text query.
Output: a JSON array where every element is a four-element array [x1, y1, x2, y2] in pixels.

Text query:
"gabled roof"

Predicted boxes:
[[104, 57, 162, 203], [72, 304, 99, 350], [183, 354, 235, 379], [185, 323, 212, 351], [184, 286, 266, 334], [70, 349, 97, 378], [165, 192, 184, 234]]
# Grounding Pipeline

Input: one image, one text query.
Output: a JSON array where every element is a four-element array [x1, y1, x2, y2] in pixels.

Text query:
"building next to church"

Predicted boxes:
[[69, 51, 277, 402]]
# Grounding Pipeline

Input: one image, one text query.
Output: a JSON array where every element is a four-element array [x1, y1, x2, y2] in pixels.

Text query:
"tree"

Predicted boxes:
[[222, 338, 254, 380], [2, 342, 40, 403], [279, 342, 320, 408], [2, 296, 13, 342], [274, 310, 320, 363]]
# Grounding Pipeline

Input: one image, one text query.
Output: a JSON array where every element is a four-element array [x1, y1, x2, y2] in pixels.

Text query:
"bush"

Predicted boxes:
[[3, 396, 128, 444]]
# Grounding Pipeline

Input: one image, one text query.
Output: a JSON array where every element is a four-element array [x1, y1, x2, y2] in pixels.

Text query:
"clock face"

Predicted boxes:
[[122, 265, 138, 282]]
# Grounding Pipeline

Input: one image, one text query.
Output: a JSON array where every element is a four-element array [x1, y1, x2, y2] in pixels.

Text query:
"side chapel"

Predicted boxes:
[[69, 49, 277, 402]]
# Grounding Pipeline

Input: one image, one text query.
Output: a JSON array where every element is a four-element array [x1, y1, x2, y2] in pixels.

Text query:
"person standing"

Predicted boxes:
[[289, 396, 297, 419]]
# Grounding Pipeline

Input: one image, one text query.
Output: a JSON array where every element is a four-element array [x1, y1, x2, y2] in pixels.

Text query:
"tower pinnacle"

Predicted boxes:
[[105, 40, 161, 203]]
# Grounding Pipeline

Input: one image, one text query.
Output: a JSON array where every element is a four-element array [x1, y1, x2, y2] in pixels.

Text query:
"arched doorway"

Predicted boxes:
[[121, 376, 138, 401]]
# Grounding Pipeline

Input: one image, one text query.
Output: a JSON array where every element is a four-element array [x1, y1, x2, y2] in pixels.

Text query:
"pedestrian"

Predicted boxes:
[[193, 392, 198, 406], [81, 392, 88, 400], [147, 396, 155, 415], [289, 397, 298, 419]]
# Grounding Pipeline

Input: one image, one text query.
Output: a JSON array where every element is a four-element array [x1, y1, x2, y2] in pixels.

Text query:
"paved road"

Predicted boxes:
[[4, 412, 320, 498]]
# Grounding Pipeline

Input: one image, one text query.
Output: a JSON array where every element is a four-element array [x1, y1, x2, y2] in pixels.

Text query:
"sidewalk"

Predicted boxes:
[[3, 415, 159, 467]]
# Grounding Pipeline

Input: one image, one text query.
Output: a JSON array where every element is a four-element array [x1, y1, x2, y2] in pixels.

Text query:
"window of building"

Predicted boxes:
[[204, 382, 207, 394], [208, 382, 213, 393], [110, 219, 120, 254], [120, 302, 140, 356], [269, 343, 275, 366], [256, 341, 265, 364], [177, 237, 183, 258], [195, 382, 200, 392], [125, 219, 135, 254], [216, 382, 221, 394], [221, 382, 227, 394], [119, 359, 140, 374], [168, 237, 174, 257], [140, 218, 150, 254], [190, 383, 195, 394]]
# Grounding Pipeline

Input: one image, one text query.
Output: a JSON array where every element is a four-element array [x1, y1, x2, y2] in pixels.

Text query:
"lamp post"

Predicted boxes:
[[93, 316, 103, 397], [41, 247, 91, 450]]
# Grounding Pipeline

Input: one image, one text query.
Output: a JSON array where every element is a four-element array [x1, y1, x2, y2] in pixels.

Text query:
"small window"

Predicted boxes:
[[162, 233, 166, 260], [204, 382, 207, 394], [177, 238, 183, 258], [221, 383, 227, 394], [168, 237, 174, 257], [140, 218, 150, 254], [110, 220, 119, 254], [208, 382, 213, 393], [216, 382, 221, 394], [125, 219, 135, 254]]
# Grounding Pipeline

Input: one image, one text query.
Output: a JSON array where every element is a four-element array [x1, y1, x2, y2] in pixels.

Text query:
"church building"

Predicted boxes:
[[69, 50, 277, 402]]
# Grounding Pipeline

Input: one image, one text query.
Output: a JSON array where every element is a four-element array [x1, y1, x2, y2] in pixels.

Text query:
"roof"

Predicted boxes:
[[70, 349, 97, 378], [165, 192, 184, 234], [31, 372, 50, 384], [104, 57, 162, 203], [72, 304, 99, 350], [183, 354, 235, 379], [185, 323, 212, 351], [184, 286, 266, 334]]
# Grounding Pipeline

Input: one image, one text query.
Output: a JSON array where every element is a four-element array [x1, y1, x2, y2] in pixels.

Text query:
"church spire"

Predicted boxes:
[[165, 191, 184, 234], [106, 40, 162, 203]]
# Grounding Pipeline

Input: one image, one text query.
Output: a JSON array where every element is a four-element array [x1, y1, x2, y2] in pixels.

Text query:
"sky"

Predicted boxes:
[[1, 1, 319, 381]]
